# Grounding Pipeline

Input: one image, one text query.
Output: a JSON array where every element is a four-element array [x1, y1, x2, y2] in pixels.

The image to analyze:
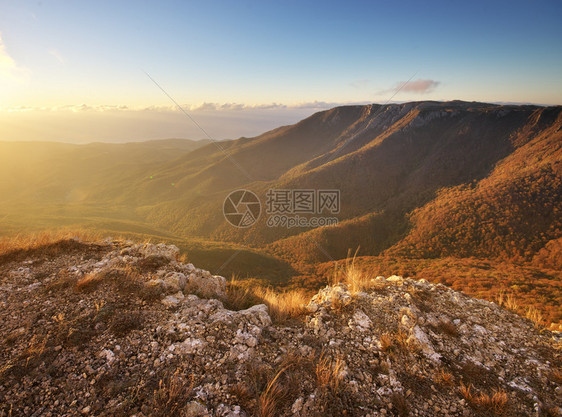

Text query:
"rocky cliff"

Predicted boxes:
[[0, 239, 560, 416]]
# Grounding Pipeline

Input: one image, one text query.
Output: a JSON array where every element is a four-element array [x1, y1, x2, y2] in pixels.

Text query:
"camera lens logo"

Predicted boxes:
[[223, 190, 261, 228]]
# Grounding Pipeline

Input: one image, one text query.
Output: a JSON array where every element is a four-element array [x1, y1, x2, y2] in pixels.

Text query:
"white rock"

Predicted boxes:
[[185, 272, 226, 298], [473, 324, 488, 335], [162, 272, 187, 293], [136, 243, 180, 261], [161, 292, 185, 307], [234, 329, 259, 347], [352, 310, 372, 330], [387, 275, 404, 284], [99, 349, 115, 363], [291, 397, 304, 413], [307, 301, 319, 313], [184, 400, 210, 417], [179, 338, 207, 355], [408, 325, 440, 362]]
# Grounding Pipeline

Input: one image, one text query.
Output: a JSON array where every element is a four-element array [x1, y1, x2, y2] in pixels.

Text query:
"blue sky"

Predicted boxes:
[[0, 0, 561, 142]]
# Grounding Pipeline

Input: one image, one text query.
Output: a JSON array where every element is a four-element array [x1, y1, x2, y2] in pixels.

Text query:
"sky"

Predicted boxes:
[[0, 0, 561, 143]]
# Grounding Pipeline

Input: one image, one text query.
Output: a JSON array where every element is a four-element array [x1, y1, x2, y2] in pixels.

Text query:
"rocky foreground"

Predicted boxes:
[[0, 239, 560, 417]]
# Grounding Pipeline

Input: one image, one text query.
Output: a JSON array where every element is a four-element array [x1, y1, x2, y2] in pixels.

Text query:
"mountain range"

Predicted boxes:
[[1, 100, 561, 327]]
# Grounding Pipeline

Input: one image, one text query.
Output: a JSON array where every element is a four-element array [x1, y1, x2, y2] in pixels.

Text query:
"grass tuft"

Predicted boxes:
[[225, 277, 308, 322], [525, 306, 544, 329], [433, 368, 454, 386], [152, 370, 195, 417], [315, 352, 345, 396], [460, 383, 509, 415], [256, 366, 291, 417], [548, 368, 562, 385], [391, 392, 410, 416], [496, 291, 519, 312]]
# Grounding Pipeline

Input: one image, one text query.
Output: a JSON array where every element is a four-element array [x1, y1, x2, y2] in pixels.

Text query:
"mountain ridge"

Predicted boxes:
[[1, 100, 560, 328], [2, 100, 561, 262]]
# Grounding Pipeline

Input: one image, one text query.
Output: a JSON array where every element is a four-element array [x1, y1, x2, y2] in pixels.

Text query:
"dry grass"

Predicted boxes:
[[223, 277, 262, 310], [152, 370, 195, 417], [433, 368, 454, 386], [331, 249, 376, 294], [390, 392, 409, 416], [459, 383, 509, 415], [234, 351, 347, 416], [315, 352, 345, 396], [256, 365, 291, 417], [549, 368, 562, 385], [525, 306, 544, 328], [76, 273, 104, 292], [225, 278, 308, 322], [496, 291, 519, 312], [22, 335, 49, 366], [254, 287, 308, 322], [459, 382, 474, 403], [498, 291, 545, 329], [51, 264, 162, 307], [342, 261, 366, 294], [75, 268, 130, 293], [75, 266, 161, 302], [0, 334, 50, 383], [379, 333, 395, 353], [379, 331, 414, 355], [233, 356, 307, 417], [0, 229, 100, 256], [477, 390, 509, 415]]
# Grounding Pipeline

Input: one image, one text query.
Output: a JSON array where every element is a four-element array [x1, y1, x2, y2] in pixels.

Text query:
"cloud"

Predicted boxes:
[[398, 78, 440, 94], [0, 100, 369, 114], [292, 101, 333, 109], [0, 33, 29, 82], [48, 49, 65, 64], [349, 79, 370, 89], [184, 102, 338, 112], [190, 102, 287, 111]]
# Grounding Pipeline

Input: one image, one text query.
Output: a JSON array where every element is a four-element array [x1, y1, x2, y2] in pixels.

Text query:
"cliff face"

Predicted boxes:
[[0, 239, 560, 416]]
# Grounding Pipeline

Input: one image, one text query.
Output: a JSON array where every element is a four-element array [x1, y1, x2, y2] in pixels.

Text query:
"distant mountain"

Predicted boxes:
[[0, 138, 210, 207], [121, 101, 560, 267], [268, 102, 562, 266], [1, 102, 561, 269]]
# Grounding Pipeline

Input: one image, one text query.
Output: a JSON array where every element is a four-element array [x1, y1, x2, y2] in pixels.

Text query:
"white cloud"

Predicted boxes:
[[0, 33, 29, 82], [0, 100, 368, 114], [48, 48, 65, 64]]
